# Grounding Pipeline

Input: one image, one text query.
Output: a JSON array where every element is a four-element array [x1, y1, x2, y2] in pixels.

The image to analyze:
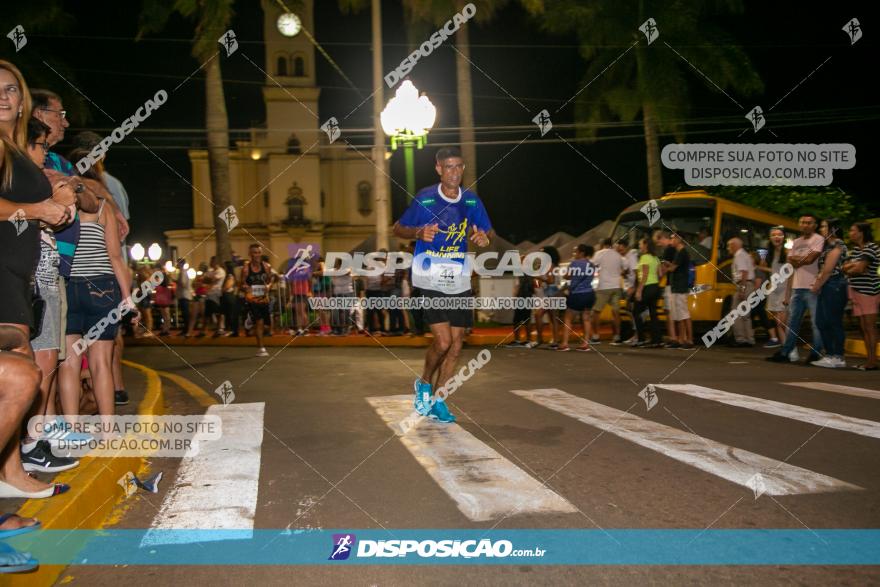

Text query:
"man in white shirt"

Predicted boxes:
[[768, 214, 825, 363], [616, 239, 640, 344], [728, 237, 757, 346], [591, 238, 625, 344]]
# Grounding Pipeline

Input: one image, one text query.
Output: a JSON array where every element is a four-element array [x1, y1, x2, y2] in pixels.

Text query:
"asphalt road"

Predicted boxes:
[[58, 341, 880, 585]]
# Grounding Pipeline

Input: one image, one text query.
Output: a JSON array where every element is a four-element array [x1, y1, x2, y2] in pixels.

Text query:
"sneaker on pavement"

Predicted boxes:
[[428, 399, 456, 423], [804, 352, 821, 365], [763, 338, 781, 349], [413, 378, 433, 416], [834, 356, 847, 368], [590, 336, 601, 344], [256, 347, 269, 357], [504, 341, 524, 348], [523, 341, 539, 348], [788, 348, 800, 362], [610, 336, 622, 346], [114, 389, 129, 406], [40, 417, 93, 447], [21, 440, 79, 473], [811, 356, 837, 368]]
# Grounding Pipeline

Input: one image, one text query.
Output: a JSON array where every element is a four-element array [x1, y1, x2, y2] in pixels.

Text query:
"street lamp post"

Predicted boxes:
[[381, 80, 436, 198]]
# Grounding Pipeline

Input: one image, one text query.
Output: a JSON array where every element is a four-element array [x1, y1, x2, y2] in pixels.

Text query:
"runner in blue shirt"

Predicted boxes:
[[393, 147, 492, 423]]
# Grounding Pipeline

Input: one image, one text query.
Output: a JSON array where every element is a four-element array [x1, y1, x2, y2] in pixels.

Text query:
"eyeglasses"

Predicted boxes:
[[40, 108, 67, 119], [33, 141, 50, 153]]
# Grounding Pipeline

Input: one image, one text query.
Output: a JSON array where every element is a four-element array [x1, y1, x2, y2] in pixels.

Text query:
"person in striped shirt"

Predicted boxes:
[[843, 222, 880, 370]]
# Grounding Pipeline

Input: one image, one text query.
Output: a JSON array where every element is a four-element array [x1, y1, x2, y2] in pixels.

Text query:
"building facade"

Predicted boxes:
[[165, 0, 385, 268]]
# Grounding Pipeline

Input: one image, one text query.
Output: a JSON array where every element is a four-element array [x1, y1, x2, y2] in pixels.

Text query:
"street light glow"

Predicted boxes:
[[380, 80, 436, 137], [148, 243, 162, 261], [131, 243, 145, 261]]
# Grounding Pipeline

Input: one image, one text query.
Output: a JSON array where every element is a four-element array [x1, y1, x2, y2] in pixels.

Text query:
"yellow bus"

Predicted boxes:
[[609, 190, 799, 329]]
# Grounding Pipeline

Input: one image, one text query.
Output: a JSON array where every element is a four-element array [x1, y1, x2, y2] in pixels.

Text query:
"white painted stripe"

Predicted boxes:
[[783, 382, 880, 401], [142, 402, 265, 545], [512, 388, 860, 496], [657, 384, 880, 440], [367, 395, 576, 521]]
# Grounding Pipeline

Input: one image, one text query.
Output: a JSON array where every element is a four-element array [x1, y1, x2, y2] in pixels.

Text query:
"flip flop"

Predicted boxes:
[[856, 364, 878, 371], [0, 542, 39, 574], [0, 513, 41, 540]]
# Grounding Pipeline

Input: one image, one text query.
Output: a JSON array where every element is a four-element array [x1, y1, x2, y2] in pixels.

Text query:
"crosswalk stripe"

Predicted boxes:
[[142, 402, 265, 545], [657, 384, 880, 440], [512, 388, 861, 496], [783, 382, 880, 401], [367, 395, 577, 521]]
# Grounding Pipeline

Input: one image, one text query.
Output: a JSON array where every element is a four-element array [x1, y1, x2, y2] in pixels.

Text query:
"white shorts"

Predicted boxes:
[[668, 292, 690, 321]]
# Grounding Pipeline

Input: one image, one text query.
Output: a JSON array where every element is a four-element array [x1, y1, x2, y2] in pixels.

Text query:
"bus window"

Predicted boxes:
[[612, 208, 715, 264]]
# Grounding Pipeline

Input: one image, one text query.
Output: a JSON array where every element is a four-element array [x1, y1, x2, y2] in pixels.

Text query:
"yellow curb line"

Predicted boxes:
[[155, 370, 217, 408], [8, 360, 163, 587], [845, 337, 878, 358], [124, 334, 510, 348]]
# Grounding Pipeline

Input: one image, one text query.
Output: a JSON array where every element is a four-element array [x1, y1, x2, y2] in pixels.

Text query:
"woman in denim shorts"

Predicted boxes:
[[57, 151, 134, 418]]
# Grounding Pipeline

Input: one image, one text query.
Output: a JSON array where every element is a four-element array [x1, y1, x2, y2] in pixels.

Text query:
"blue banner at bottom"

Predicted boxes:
[[5, 529, 880, 565]]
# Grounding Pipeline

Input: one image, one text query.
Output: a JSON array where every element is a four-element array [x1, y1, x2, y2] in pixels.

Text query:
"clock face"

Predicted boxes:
[[277, 13, 302, 37]]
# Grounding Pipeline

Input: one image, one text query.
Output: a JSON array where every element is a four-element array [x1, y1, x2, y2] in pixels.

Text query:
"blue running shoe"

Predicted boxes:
[[41, 416, 93, 448], [428, 399, 456, 424], [413, 378, 433, 416]]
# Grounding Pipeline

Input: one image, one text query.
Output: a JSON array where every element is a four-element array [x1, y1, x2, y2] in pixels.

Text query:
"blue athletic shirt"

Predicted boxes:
[[568, 259, 596, 294], [398, 184, 492, 294]]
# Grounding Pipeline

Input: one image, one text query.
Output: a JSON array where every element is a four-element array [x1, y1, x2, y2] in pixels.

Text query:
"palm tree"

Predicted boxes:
[[402, 0, 509, 191], [525, 0, 763, 197], [138, 0, 235, 262]]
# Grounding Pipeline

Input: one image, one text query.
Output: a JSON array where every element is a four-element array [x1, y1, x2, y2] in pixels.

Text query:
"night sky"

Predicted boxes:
[[5, 1, 877, 249]]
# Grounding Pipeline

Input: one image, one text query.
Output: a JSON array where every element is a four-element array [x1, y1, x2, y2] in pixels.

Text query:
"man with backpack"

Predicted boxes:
[[665, 233, 694, 349]]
